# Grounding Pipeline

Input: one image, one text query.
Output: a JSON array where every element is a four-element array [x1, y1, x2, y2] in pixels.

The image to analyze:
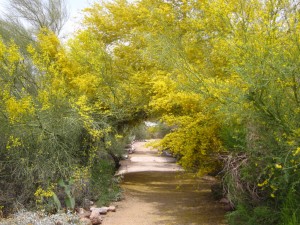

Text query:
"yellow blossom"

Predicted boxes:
[[275, 164, 282, 169], [293, 147, 300, 156], [258, 179, 268, 187], [271, 193, 275, 198]]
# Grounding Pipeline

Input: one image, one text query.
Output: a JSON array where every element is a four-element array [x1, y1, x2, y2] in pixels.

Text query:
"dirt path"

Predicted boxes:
[[116, 140, 183, 175], [102, 189, 161, 225], [103, 140, 183, 225], [102, 141, 226, 225]]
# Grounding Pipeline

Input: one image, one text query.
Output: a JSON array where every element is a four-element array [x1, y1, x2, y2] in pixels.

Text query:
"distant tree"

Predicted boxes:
[[0, 0, 68, 50]]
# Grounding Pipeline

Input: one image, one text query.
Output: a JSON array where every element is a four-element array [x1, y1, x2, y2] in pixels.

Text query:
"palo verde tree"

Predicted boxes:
[[78, 0, 300, 224], [0, 29, 83, 212], [0, 0, 68, 51], [1, 0, 300, 223], [71, 0, 155, 134], [0, 27, 124, 212], [79, 0, 227, 174]]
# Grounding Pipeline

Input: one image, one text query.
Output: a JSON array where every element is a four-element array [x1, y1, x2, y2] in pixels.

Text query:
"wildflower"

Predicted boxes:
[[293, 147, 300, 156], [271, 193, 275, 198], [275, 164, 282, 169], [258, 179, 268, 187]]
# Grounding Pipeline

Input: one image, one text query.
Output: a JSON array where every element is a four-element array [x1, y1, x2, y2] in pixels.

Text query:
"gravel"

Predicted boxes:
[[0, 210, 81, 225]]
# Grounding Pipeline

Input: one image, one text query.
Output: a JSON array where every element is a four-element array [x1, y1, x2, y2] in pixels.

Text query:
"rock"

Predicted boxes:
[[90, 208, 103, 225], [90, 207, 108, 215], [0, 211, 80, 225], [78, 208, 84, 214], [219, 197, 230, 204], [83, 199, 93, 210], [108, 205, 116, 212], [90, 216, 102, 225], [161, 150, 172, 157], [223, 203, 233, 211], [80, 217, 93, 225], [89, 205, 97, 210], [78, 208, 91, 219], [219, 197, 234, 211]]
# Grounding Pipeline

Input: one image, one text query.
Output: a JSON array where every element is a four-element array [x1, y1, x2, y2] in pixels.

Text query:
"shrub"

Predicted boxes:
[[90, 158, 121, 206]]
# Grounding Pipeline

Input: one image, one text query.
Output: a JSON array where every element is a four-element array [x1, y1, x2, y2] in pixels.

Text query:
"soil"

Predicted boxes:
[[102, 140, 227, 225], [116, 140, 183, 175]]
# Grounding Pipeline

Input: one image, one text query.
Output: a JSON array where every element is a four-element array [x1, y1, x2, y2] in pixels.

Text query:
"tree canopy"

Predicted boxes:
[[0, 0, 300, 223]]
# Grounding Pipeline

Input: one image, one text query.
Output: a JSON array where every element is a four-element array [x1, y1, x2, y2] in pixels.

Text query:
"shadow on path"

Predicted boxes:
[[103, 141, 227, 225]]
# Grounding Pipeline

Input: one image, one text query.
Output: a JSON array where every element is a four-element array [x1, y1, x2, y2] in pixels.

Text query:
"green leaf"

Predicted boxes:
[[51, 193, 62, 211]]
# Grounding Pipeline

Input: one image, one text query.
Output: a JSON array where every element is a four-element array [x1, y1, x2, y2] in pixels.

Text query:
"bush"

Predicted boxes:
[[147, 122, 171, 139], [0, 99, 83, 213], [227, 204, 279, 225], [280, 188, 300, 225], [90, 158, 121, 206]]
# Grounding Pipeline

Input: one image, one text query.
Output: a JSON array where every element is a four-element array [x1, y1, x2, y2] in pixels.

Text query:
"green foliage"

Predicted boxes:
[[79, 0, 300, 223], [0, 26, 126, 212], [51, 193, 62, 212], [220, 124, 247, 153], [147, 122, 171, 139], [1, 0, 300, 223], [131, 123, 149, 140], [280, 188, 300, 225], [90, 159, 121, 206], [227, 204, 279, 225], [58, 179, 75, 210]]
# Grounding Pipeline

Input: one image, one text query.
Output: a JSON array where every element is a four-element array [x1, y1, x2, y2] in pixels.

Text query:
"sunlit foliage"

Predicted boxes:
[[1, 0, 300, 223], [79, 0, 300, 223]]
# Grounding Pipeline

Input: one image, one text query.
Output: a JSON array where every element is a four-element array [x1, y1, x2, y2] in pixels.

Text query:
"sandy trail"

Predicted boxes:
[[103, 140, 183, 225], [116, 140, 183, 175], [102, 141, 226, 225], [102, 189, 161, 225]]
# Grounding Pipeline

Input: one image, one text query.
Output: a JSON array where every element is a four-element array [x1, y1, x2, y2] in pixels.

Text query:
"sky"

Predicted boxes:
[[63, 0, 97, 38], [0, 0, 97, 39]]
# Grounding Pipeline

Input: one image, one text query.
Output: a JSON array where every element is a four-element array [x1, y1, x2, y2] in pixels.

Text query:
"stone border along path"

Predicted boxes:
[[116, 139, 183, 176]]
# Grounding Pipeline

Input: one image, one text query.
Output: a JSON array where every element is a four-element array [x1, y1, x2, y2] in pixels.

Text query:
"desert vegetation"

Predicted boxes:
[[0, 0, 299, 224]]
